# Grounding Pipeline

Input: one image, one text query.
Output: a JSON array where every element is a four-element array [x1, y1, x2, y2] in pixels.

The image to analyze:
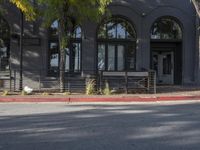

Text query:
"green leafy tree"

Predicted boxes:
[[38, 0, 112, 92], [0, 0, 36, 20], [9, 0, 36, 20], [0, 0, 112, 92]]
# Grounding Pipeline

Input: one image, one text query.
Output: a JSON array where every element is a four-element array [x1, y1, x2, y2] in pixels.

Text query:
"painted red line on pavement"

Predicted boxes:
[[69, 97, 157, 102], [0, 96, 200, 103], [0, 98, 69, 102]]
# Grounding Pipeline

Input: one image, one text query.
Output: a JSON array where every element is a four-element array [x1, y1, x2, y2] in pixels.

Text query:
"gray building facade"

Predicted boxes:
[[0, 0, 199, 91]]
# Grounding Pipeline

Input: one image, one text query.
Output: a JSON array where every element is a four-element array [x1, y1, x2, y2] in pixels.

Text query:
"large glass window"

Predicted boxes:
[[108, 44, 115, 71], [0, 17, 10, 71], [151, 17, 182, 40], [97, 17, 136, 71], [49, 20, 82, 73]]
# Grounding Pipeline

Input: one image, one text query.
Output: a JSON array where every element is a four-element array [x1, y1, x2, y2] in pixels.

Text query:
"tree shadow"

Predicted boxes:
[[0, 102, 200, 150]]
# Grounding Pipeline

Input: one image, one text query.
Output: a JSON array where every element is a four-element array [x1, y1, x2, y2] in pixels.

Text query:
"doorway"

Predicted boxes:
[[153, 51, 174, 85], [151, 42, 182, 85], [150, 16, 183, 85]]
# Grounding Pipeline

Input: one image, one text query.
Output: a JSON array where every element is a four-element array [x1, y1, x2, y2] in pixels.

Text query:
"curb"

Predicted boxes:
[[1, 95, 200, 103]]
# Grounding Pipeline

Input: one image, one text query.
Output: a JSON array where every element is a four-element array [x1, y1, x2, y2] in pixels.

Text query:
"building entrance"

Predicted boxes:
[[151, 43, 182, 85], [150, 17, 183, 85], [153, 51, 174, 85]]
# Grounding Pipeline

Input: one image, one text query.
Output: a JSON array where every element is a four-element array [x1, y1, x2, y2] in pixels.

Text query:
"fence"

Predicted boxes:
[[0, 69, 156, 94], [98, 70, 156, 94]]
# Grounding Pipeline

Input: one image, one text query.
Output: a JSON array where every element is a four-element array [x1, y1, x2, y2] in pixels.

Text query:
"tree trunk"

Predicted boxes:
[[59, 46, 65, 93], [58, 21, 68, 93], [58, 1, 74, 92]]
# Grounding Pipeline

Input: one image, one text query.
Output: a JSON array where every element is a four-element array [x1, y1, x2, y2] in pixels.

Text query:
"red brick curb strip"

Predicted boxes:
[[1, 96, 200, 102]]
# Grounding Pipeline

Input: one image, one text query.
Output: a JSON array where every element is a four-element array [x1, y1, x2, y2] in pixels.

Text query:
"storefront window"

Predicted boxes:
[[49, 20, 82, 73], [97, 17, 136, 71]]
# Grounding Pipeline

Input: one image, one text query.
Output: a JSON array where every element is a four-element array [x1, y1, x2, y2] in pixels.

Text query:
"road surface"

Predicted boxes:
[[0, 101, 200, 150]]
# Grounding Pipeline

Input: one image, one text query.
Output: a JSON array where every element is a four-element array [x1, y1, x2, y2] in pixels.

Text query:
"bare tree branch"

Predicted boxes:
[[192, 0, 200, 17]]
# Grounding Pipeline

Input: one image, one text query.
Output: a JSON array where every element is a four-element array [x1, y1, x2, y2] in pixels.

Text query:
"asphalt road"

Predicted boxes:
[[0, 101, 200, 150]]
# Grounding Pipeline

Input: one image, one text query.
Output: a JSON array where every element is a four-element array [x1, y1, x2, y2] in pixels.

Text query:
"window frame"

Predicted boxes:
[[97, 17, 137, 71], [48, 22, 82, 75], [150, 17, 183, 41]]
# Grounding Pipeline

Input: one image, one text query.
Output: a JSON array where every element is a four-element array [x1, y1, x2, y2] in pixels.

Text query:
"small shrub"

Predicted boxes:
[[63, 92, 71, 96], [21, 90, 27, 96], [86, 79, 96, 95], [42, 92, 49, 96], [2, 90, 9, 96], [103, 81, 111, 95]]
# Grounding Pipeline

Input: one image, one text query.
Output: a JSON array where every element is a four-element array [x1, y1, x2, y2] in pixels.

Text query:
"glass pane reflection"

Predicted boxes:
[[107, 22, 116, 39], [151, 18, 182, 40], [49, 21, 82, 73], [98, 44, 105, 70], [97, 17, 136, 71], [108, 45, 115, 71], [49, 42, 59, 71], [117, 24, 126, 39], [65, 48, 70, 71], [98, 17, 136, 40], [71, 43, 81, 71], [117, 45, 124, 71]]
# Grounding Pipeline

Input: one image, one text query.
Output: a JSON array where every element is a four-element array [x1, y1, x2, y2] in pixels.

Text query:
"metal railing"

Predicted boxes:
[[98, 70, 156, 94], [0, 69, 156, 94]]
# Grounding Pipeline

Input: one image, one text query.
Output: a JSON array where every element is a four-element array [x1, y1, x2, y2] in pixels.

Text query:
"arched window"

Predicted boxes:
[[0, 17, 10, 71], [151, 17, 182, 40], [49, 20, 82, 73], [97, 17, 136, 71]]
